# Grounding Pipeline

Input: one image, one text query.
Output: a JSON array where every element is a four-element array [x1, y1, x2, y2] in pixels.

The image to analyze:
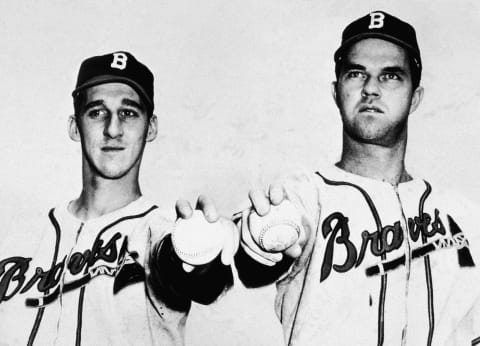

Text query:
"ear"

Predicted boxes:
[[146, 114, 158, 142], [68, 115, 81, 142], [331, 81, 339, 107], [409, 86, 424, 114]]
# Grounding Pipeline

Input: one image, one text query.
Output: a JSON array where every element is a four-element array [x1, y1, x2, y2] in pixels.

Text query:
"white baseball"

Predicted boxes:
[[172, 211, 225, 266], [249, 200, 302, 252]]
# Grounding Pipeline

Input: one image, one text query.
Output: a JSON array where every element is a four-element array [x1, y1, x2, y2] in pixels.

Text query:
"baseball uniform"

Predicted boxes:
[[236, 165, 480, 345], [0, 196, 231, 345]]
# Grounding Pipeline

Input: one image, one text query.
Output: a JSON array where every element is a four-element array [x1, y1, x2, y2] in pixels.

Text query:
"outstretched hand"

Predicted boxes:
[[174, 195, 239, 272], [242, 182, 306, 266]]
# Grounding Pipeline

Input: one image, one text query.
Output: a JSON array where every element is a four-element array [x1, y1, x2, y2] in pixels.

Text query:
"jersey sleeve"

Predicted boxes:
[[449, 195, 480, 343], [433, 190, 480, 344], [144, 210, 233, 312], [437, 190, 480, 265]]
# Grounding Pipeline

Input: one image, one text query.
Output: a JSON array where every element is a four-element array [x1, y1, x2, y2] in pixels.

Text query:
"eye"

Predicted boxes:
[[345, 71, 366, 80], [119, 109, 140, 119], [381, 73, 401, 81], [87, 109, 108, 119]]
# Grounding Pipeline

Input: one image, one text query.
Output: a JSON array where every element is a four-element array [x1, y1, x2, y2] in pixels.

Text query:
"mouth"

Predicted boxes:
[[101, 146, 125, 152], [358, 105, 384, 114]]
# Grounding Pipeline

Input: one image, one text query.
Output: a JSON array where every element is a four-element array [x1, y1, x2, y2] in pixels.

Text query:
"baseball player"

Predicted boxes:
[[0, 51, 237, 345], [235, 11, 480, 345]]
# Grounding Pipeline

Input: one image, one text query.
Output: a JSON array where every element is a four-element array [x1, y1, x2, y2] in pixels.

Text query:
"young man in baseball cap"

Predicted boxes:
[[236, 11, 480, 345], [0, 51, 237, 345]]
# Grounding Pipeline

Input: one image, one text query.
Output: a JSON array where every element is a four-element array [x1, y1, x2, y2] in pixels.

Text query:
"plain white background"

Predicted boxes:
[[0, 1, 479, 345]]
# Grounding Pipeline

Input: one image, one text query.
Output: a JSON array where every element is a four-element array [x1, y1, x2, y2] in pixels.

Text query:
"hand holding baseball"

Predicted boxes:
[[173, 196, 239, 272], [248, 200, 302, 252], [241, 183, 306, 266]]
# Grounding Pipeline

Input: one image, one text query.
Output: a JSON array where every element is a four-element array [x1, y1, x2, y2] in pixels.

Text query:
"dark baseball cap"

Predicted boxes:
[[334, 11, 421, 71], [72, 51, 154, 111]]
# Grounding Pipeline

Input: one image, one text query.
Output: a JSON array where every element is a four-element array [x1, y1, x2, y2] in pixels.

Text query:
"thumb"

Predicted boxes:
[[220, 221, 238, 266], [175, 199, 193, 219]]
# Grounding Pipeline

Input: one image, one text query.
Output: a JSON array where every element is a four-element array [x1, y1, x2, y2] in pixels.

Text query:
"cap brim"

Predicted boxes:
[[334, 33, 421, 68], [71, 75, 153, 109]]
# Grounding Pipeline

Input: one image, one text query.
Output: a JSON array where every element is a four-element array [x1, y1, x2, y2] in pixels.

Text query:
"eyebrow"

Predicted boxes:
[[382, 66, 408, 75], [343, 63, 365, 71], [342, 63, 408, 76], [83, 98, 145, 112], [122, 98, 145, 111], [84, 100, 105, 110]]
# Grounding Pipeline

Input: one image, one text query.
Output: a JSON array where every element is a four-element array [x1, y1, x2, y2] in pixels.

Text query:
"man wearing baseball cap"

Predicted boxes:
[[236, 11, 480, 345], [0, 51, 237, 345]]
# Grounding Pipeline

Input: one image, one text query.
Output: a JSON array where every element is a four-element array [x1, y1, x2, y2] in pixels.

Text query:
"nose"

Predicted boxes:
[[361, 76, 381, 100], [103, 114, 123, 138]]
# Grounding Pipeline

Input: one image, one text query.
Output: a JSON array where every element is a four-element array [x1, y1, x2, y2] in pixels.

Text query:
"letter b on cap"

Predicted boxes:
[[368, 12, 385, 29], [111, 52, 128, 70]]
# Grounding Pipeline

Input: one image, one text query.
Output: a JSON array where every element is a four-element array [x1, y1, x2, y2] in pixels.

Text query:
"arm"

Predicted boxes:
[[146, 196, 237, 311], [147, 234, 233, 311], [235, 243, 294, 288]]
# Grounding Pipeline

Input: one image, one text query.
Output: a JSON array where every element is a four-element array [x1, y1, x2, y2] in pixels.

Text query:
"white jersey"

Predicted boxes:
[[262, 166, 480, 346], [0, 197, 188, 346]]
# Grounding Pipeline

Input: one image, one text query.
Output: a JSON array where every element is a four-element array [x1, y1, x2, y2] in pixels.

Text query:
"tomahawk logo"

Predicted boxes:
[[111, 52, 128, 70], [368, 12, 385, 29]]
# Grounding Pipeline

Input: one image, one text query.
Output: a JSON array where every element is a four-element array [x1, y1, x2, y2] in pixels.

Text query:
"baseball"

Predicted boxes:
[[249, 200, 302, 252], [172, 210, 225, 266]]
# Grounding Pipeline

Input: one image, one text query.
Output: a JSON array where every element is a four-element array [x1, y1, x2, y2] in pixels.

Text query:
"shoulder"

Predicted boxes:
[[422, 182, 480, 256], [278, 168, 328, 193], [274, 165, 363, 208], [120, 197, 175, 226], [139, 201, 176, 244], [421, 180, 479, 219]]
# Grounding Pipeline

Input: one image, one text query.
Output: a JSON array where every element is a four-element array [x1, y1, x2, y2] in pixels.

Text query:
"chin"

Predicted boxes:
[[84, 153, 142, 180], [98, 170, 130, 180], [348, 123, 384, 140], [345, 127, 396, 146], [94, 163, 134, 180]]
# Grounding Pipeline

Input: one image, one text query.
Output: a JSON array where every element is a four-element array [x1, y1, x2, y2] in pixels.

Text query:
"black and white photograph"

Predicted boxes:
[[0, 1, 479, 345]]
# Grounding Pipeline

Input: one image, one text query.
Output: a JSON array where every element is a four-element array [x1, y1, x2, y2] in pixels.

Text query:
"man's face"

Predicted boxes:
[[70, 82, 157, 180], [333, 38, 423, 146]]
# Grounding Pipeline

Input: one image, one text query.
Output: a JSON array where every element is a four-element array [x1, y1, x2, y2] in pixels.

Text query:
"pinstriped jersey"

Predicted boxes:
[[272, 166, 480, 346], [0, 197, 188, 346]]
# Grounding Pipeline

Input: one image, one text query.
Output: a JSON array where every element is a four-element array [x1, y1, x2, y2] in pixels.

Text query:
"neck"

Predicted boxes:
[[70, 169, 142, 221], [337, 132, 411, 186]]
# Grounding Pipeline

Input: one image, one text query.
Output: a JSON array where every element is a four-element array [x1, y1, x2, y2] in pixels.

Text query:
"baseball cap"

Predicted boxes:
[[334, 11, 421, 71], [72, 51, 154, 111]]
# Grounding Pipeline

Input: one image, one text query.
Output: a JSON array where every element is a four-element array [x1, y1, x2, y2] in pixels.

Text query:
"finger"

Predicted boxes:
[[196, 195, 219, 223], [242, 244, 283, 266], [283, 220, 307, 258], [296, 223, 307, 247], [283, 243, 302, 259], [182, 262, 195, 272], [268, 183, 286, 206], [248, 189, 271, 216], [175, 199, 193, 219]]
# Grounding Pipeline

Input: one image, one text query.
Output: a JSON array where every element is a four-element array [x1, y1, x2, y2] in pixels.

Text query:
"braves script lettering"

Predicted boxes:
[[0, 232, 129, 304], [320, 209, 446, 282]]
